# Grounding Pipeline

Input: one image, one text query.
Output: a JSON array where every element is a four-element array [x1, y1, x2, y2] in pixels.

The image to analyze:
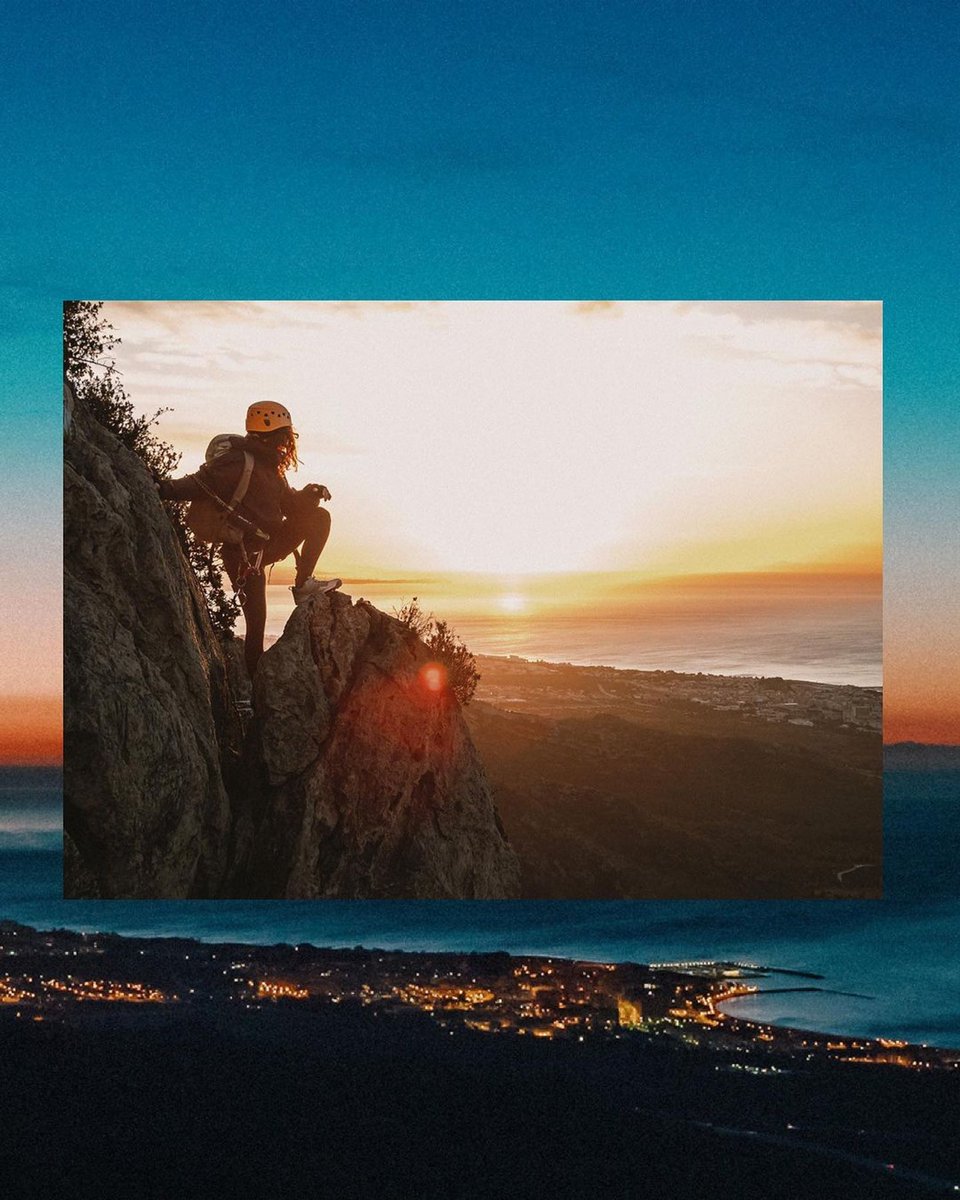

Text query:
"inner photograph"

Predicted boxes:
[[62, 300, 882, 900]]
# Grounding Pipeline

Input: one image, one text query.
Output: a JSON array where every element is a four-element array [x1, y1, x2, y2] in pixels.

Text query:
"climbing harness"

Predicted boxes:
[[234, 540, 266, 605], [180, 443, 270, 606], [186, 450, 263, 546]]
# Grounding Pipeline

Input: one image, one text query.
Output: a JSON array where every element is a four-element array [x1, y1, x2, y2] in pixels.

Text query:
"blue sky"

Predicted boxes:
[[2, 0, 958, 728]]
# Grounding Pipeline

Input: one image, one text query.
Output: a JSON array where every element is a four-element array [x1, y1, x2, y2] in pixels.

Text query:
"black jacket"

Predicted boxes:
[[159, 435, 307, 537]]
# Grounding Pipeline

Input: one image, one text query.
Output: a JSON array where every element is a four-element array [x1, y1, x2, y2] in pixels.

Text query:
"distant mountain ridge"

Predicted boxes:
[[884, 743, 960, 770], [0, 766, 62, 791]]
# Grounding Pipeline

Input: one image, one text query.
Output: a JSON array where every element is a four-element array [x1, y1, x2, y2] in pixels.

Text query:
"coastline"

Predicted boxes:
[[472, 652, 882, 734], [258, 585, 882, 689], [476, 650, 882, 692], [2, 921, 955, 1062], [713, 987, 940, 1050], [2, 883, 959, 1046]]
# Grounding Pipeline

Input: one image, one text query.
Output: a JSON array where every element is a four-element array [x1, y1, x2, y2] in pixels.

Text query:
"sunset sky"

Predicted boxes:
[[2, 1, 958, 754], [104, 300, 882, 581]]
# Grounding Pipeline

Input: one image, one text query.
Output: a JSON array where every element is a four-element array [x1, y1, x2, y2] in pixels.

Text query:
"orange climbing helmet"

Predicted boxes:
[[246, 402, 293, 433]]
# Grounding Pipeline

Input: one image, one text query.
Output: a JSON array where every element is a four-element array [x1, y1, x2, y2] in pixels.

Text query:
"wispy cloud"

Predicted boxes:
[[109, 301, 271, 330], [573, 301, 621, 317], [670, 302, 881, 392], [101, 301, 881, 580]]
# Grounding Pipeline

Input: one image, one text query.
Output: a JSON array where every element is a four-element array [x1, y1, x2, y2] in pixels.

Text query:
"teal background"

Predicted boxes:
[[2, 2, 956, 719]]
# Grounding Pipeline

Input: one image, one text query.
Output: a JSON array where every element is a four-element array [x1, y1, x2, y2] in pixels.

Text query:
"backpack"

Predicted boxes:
[[185, 435, 257, 546]]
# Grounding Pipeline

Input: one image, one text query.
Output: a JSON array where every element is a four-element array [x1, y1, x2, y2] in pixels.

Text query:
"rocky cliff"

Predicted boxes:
[[64, 390, 238, 898], [231, 593, 519, 898], [63, 387, 518, 899]]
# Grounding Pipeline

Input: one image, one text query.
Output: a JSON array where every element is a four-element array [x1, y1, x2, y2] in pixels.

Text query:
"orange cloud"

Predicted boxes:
[[573, 300, 621, 316], [884, 672, 960, 745], [884, 709, 960, 745], [0, 697, 63, 765]]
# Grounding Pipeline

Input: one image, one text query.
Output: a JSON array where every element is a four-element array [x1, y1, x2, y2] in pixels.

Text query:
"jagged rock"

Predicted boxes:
[[64, 391, 237, 898], [63, 384, 518, 899], [233, 592, 520, 898], [62, 830, 102, 898]]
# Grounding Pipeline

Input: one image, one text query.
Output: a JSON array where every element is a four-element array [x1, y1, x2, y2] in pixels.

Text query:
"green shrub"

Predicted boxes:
[[64, 301, 239, 638], [394, 598, 481, 706]]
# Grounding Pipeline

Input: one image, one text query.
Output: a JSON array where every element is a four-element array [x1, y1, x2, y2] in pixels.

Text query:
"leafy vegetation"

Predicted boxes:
[[394, 598, 481, 706], [63, 301, 239, 637]]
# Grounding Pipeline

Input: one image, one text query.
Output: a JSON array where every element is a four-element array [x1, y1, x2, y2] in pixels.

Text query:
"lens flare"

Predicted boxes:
[[419, 662, 447, 693]]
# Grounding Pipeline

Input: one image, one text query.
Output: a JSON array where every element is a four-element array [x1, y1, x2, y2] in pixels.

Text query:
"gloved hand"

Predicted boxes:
[[156, 478, 175, 501], [305, 484, 332, 502]]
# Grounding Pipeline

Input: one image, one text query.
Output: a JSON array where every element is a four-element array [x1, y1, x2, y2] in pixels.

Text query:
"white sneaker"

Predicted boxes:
[[291, 577, 342, 605]]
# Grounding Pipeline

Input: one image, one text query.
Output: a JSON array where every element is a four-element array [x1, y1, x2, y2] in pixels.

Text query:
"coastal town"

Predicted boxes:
[[465, 654, 882, 900], [1, 923, 952, 1071], [474, 654, 882, 734]]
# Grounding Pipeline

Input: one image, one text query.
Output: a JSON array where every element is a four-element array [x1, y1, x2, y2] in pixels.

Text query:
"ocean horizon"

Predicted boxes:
[[263, 578, 882, 688], [1, 866, 957, 1049]]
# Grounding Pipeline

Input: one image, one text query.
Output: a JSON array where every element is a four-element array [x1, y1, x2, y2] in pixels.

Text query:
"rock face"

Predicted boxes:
[[64, 392, 238, 899], [63, 388, 518, 899], [231, 594, 520, 898]]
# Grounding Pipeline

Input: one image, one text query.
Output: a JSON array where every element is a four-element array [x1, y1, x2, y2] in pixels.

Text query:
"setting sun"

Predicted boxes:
[[105, 301, 881, 581]]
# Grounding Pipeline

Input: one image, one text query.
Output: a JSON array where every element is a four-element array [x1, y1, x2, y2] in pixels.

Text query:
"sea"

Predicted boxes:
[[0, 576, 916, 1043], [263, 578, 882, 687], [1, 767, 957, 1049]]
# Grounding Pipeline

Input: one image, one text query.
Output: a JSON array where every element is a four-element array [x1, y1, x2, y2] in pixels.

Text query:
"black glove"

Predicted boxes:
[[304, 484, 332, 502]]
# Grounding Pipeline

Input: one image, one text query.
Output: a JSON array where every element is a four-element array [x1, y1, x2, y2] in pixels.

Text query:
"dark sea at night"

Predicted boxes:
[[1, 767, 957, 1047]]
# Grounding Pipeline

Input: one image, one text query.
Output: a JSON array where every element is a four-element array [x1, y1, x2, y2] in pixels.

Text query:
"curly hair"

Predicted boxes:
[[253, 426, 299, 475]]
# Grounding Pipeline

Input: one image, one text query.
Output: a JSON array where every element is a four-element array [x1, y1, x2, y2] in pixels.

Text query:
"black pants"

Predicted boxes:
[[222, 505, 331, 677]]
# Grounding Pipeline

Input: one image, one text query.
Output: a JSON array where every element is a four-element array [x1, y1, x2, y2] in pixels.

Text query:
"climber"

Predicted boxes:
[[157, 402, 341, 678]]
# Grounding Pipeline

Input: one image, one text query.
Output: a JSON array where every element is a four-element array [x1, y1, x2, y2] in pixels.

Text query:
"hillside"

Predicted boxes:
[[63, 383, 518, 899], [467, 656, 882, 899]]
